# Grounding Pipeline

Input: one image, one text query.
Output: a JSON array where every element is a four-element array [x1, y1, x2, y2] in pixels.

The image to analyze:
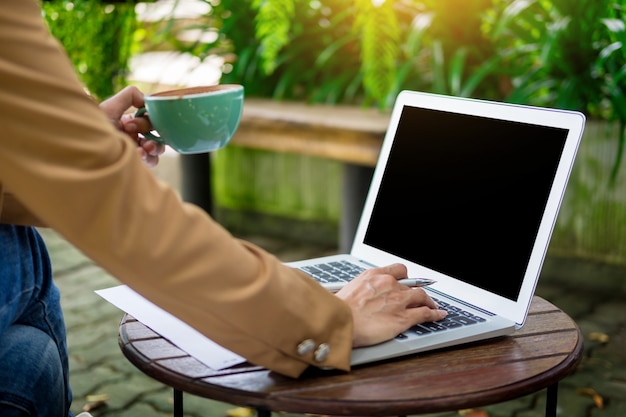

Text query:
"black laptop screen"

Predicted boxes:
[[363, 105, 569, 301]]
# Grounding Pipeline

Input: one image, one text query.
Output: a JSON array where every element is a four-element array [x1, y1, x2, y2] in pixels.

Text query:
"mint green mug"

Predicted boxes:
[[136, 84, 244, 154]]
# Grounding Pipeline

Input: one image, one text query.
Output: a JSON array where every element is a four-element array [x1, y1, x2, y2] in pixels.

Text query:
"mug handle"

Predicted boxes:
[[134, 107, 165, 144]]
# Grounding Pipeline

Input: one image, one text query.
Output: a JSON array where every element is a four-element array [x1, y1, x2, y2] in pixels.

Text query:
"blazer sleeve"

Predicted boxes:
[[0, 0, 354, 378], [0, 191, 46, 226]]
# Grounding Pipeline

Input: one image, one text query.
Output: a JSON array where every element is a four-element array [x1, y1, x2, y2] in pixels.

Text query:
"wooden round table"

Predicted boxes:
[[118, 296, 583, 417]]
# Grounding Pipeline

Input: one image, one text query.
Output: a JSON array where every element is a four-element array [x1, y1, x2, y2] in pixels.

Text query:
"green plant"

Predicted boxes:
[[417, 0, 505, 99], [487, 0, 606, 110], [42, 0, 138, 101], [595, 7, 626, 182], [177, 0, 501, 108], [213, 0, 373, 104], [485, 0, 626, 182], [150, 0, 626, 181]]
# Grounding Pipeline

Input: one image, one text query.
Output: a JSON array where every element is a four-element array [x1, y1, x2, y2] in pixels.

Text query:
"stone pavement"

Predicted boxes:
[[39, 225, 626, 417]]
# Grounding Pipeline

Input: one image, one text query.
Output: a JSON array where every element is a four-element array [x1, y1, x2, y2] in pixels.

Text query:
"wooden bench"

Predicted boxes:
[[180, 98, 391, 252]]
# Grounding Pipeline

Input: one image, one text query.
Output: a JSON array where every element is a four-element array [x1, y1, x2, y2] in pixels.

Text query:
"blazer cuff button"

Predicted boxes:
[[314, 343, 330, 362], [297, 339, 316, 355]]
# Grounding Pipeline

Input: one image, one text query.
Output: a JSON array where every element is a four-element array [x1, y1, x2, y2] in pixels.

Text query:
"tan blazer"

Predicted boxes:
[[0, 0, 353, 378]]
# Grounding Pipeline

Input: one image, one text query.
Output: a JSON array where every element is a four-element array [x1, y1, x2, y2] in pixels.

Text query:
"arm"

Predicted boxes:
[[0, 192, 46, 226], [0, 87, 162, 227], [0, 0, 442, 378], [0, 0, 352, 377]]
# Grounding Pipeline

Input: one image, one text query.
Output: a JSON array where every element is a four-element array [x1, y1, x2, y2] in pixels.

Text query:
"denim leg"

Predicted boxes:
[[0, 225, 72, 417], [0, 325, 66, 416]]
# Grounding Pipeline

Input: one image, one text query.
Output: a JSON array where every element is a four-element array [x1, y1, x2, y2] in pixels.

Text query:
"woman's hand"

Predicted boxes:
[[335, 263, 447, 347], [100, 86, 165, 167]]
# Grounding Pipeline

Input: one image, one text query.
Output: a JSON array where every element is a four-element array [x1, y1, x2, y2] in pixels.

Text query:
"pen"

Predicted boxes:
[[321, 278, 436, 292]]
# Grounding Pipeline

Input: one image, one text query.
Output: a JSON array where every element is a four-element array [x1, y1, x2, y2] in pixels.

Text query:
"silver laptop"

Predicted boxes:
[[287, 90, 585, 366]]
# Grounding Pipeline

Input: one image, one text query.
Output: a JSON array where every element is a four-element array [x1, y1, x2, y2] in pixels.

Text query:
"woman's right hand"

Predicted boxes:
[[335, 263, 447, 347]]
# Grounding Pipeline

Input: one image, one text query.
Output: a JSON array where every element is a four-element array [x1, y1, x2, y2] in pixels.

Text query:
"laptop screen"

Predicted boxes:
[[363, 105, 569, 301]]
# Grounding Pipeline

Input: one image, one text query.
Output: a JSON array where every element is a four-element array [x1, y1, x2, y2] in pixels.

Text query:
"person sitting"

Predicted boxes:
[[0, 1, 445, 416]]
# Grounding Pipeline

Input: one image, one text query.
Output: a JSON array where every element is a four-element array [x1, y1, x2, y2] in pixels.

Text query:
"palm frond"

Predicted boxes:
[[252, 0, 296, 75], [354, 0, 400, 106]]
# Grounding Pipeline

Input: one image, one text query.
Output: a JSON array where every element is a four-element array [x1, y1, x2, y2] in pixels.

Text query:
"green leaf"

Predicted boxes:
[[448, 48, 468, 96], [252, 0, 295, 75]]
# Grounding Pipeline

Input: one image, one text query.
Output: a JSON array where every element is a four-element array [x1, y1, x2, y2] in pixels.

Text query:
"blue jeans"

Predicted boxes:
[[0, 225, 72, 417]]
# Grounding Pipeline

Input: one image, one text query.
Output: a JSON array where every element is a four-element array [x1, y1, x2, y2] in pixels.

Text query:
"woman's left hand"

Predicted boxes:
[[100, 86, 165, 167]]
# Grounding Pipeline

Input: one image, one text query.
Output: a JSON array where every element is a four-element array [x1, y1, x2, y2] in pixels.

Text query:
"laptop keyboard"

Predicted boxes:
[[397, 297, 486, 339], [299, 260, 366, 283], [300, 261, 487, 339]]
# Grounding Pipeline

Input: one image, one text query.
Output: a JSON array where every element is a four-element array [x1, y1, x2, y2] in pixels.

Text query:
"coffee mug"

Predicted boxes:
[[135, 84, 244, 154]]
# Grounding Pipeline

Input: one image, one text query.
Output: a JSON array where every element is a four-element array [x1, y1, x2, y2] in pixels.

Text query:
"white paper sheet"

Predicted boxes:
[[96, 285, 246, 370]]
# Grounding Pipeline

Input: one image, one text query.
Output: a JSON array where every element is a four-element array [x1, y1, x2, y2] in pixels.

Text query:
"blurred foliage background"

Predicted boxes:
[[39, 0, 626, 193], [136, 0, 626, 178], [41, 0, 139, 101], [41, 0, 626, 116], [39, 0, 626, 202], [39, 0, 626, 262]]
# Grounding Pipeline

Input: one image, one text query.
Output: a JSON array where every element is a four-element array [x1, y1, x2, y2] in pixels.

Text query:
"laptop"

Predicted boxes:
[[287, 90, 585, 366]]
